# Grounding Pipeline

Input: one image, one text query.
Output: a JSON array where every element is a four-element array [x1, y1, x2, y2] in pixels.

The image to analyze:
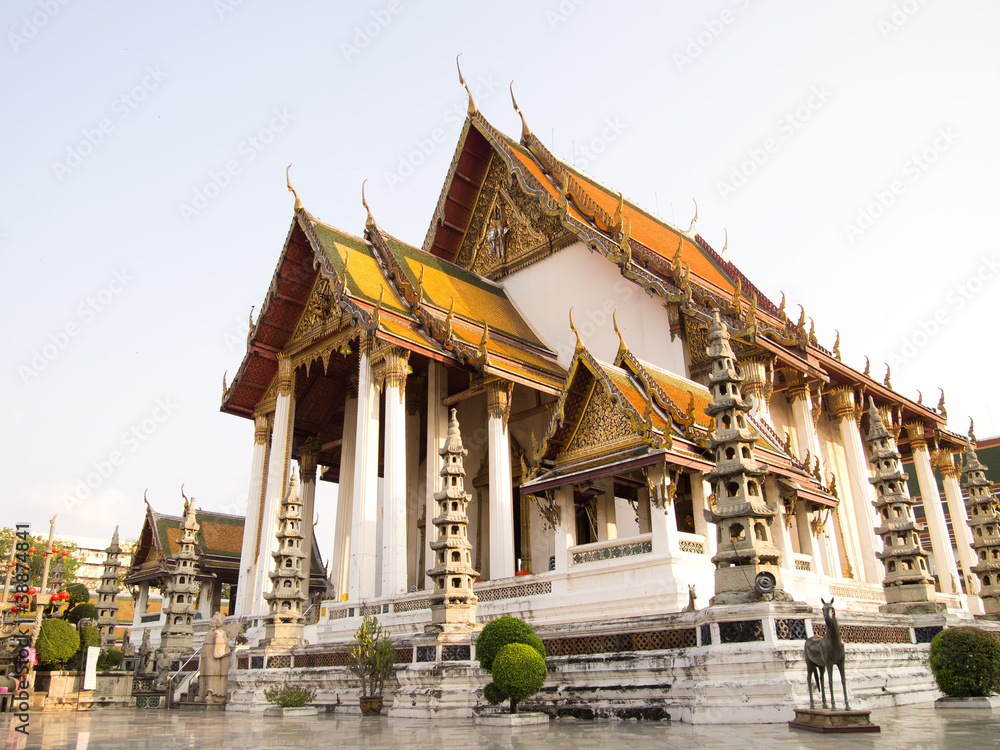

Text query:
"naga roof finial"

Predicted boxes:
[[883, 364, 892, 388], [863, 356, 871, 377], [456, 54, 477, 115], [938, 388, 948, 420], [969, 416, 977, 442], [833, 330, 841, 360], [777, 291, 787, 321], [222, 371, 228, 400], [285, 164, 302, 211], [687, 198, 698, 234], [569, 306, 582, 350], [722, 228, 729, 258], [510, 82, 531, 141], [613, 310, 627, 354], [361, 178, 375, 231]]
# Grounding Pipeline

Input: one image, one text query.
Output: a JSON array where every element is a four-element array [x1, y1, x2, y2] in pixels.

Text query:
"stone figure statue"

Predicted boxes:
[[197, 612, 232, 704], [137, 629, 153, 675], [682, 585, 697, 612], [804, 598, 849, 711]]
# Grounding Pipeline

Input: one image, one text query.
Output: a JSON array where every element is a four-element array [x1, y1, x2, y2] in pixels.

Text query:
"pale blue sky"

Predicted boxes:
[[3, 1, 998, 560]]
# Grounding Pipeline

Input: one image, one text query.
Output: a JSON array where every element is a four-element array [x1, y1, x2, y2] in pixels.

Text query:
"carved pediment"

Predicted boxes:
[[455, 155, 566, 279], [561, 383, 638, 463], [290, 276, 342, 345]]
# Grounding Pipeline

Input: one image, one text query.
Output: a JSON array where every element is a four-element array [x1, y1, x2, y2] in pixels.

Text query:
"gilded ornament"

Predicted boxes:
[[285, 164, 302, 211], [883, 363, 892, 388], [687, 198, 698, 235], [863, 356, 871, 377], [938, 388, 948, 420], [361, 178, 375, 231], [832, 330, 841, 360], [455, 53, 477, 114], [510, 82, 531, 141]]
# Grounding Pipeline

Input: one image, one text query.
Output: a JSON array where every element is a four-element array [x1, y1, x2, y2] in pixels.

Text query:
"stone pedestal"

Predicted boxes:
[[475, 712, 550, 725], [788, 708, 880, 733]]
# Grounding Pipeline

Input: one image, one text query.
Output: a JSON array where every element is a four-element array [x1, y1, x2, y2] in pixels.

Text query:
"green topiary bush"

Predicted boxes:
[[65, 602, 97, 624], [37, 619, 80, 670], [491, 643, 547, 713], [79, 625, 100, 651], [475, 615, 547, 713], [97, 648, 124, 670], [476, 615, 546, 672], [929, 627, 1000, 698], [65, 583, 90, 606], [264, 684, 316, 708]]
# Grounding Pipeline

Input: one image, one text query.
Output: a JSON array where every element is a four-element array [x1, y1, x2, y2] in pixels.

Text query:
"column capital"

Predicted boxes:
[[485, 378, 513, 425], [781, 368, 810, 403], [253, 411, 272, 445], [904, 421, 929, 452], [827, 384, 861, 423], [934, 449, 959, 478], [738, 353, 773, 406], [299, 437, 320, 483], [276, 354, 295, 396], [381, 346, 410, 399]]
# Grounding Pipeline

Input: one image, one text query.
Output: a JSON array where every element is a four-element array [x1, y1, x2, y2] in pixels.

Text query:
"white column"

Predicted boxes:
[[235, 413, 270, 615], [820, 511, 844, 579], [197, 580, 214, 620], [381, 347, 409, 598], [424, 362, 448, 589], [487, 379, 515, 580], [786, 375, 845, 579], [552, 486, 576, 572], [132, 583, 149, 627], [797, 503, 824, 576], [405, 400, 422, 591], [648, 465, 679, 555], [691, 473, 717, 558], [349, 343, 380, 602], [595, 480, 617, 542], [908, 427, 962, 596], [941, 460, 980, 603], [767, 477, 795, 572], [331, 391, 358, 601], [830, 390, 883, 583], [298, 450, 318, 600], [252, 355, 296, 615]]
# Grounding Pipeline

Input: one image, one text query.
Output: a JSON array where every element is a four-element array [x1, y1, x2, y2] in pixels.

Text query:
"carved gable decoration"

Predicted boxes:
[[561, 382, 637, 463], [455, 156, 565, 279], [290, 276, 342, 345]]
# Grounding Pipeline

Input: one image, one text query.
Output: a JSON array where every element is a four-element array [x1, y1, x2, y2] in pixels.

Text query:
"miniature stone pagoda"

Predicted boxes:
[[155, 497, 202, 686], [703, 312, 786, 604], [864, 398, 942, 614], [95, 526, 123, 648], [263, 467, 307, 647], [960, 438, 1000, 619], [426, 408, 480, 630]]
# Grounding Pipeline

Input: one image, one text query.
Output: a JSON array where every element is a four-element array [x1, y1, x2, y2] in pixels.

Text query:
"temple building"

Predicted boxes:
[[219, 71, 984, 645]]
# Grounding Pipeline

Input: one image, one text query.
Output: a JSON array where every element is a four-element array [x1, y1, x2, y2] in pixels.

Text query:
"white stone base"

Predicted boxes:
[[935, 696, 1000, 709], [475, 712, 549, 726], [263, 706, 319, 717]]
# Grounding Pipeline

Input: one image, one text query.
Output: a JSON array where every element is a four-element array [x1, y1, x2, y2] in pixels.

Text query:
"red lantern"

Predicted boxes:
[[41, 552, 47, 557], [10, 607, 18, 615], [28, 548, 35, 554], [27, 587, 35, 596], [61, 551, 68, 557]]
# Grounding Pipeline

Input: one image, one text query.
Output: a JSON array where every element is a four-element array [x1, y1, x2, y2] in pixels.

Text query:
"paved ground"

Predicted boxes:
[[5, 704, 999, 749]]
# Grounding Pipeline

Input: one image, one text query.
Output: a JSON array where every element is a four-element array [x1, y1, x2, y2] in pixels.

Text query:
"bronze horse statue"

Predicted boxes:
[[804, 597, 850, 711]]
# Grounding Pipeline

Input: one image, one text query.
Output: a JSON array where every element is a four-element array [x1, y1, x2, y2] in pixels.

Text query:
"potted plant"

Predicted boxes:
[[475, 615, 547, 715], [347, 614, 396, 715]]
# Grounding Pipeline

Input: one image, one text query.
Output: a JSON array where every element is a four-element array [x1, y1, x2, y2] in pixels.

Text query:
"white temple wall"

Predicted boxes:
[[768, 395, 795, 449], [501, 241, 687, 374]]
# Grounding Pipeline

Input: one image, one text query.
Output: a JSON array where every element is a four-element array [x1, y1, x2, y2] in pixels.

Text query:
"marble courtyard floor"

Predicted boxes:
[[5, 704, 998, 749]]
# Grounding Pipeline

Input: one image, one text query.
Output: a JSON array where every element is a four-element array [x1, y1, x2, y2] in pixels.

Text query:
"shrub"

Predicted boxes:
[[65, 583, 90, 606], [264, 684, 316, 708], [97, 649, 124, 670], [929, 627, 1000, 698], [65, 602, 97, 624], [476, 616, 546, 673], [37, 619, 80, 669], [475, 616, 547, 713], [491, 643, 547, 713]]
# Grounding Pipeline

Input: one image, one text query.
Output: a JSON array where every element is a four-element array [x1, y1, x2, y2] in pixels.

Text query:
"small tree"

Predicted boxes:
[[347, 615, 396, 698], [37, 619, 80, 670], [929, 627, 1000, 698], [65, 602, 97, 624], [65, 583, 90, 606], [97, 649, 124, 670], [475, 616, 547, 713]]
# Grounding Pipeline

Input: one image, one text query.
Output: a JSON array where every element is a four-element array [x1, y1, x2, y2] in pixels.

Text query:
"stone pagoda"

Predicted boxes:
[[703, 312, 786, 604], [155, 497, 202, 686], [95, 526, 123, 648], [960, 438, 1000, 619], [864, 398, 942, 614], [263, 467, 307, 647], [427, 408, 479, 631]]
